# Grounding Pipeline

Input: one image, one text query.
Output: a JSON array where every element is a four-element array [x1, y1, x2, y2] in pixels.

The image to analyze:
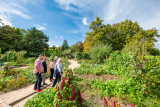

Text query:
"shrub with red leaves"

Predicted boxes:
[[103, 96, 108, 107], [72, 85, 76, 101], [78, 90, 82, 106], [61, 77, 65, 90]]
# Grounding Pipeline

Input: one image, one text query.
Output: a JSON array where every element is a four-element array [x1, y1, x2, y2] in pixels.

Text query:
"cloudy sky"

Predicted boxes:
[[0, 0, 160, 49]]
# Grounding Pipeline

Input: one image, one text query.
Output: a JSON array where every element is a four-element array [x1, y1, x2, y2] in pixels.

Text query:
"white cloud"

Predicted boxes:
[[82, 17, 88, 25], [0, 0, 31, 26], [60, 36, 63, 39], [0, 13, 12, 26], [35, 25, 46, 31], [54, 35, 63, 40]]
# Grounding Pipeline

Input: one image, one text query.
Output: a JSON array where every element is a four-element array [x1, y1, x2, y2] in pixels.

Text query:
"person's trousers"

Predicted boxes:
[[52, 72, 61, 87], [34, 72, 42, 90], [42, 73, 46, 84], [50, 68, 54, 80]]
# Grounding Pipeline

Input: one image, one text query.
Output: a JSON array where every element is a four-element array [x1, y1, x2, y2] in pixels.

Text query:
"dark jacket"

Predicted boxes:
[[42, 61, 47, 73]]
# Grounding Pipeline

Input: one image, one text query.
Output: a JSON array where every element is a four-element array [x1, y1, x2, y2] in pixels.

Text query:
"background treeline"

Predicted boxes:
[[0, 19, 49, 56], [1, 17, 160, 58]]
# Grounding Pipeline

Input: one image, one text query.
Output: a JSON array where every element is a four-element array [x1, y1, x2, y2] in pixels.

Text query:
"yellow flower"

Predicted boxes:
[[152, 83, 155, 86]]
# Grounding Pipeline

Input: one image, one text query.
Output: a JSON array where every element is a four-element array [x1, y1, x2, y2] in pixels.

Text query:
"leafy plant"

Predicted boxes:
[[90, 43, 112, 63]]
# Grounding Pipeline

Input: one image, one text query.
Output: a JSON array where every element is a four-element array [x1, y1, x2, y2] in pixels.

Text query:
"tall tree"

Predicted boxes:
[[62, 40, 69, 51], [83, 17, 160, 52], [23, 27, 49, 56], [0, 25, 24, 53], [71, 41, 84, 52]]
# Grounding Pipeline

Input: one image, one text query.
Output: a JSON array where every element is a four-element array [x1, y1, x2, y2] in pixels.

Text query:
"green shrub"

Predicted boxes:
[[83, 53, 90, 59], [0, 50, 27, 66], [25, 88, 56, 107], [76, 52, 83, 60], [90, 44, 112, 63]]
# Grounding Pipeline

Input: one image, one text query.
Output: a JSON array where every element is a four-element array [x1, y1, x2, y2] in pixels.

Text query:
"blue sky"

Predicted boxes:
[[0, 0, 160, 49]]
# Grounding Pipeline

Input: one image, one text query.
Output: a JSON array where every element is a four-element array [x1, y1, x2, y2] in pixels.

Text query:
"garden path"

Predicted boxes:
[[0, 59, 80, 107]]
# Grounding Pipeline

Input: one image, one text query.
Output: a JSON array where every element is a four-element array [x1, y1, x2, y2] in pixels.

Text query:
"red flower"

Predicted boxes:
[[72, 85, 76, 101], [103, 96, 108, 107], [78, 90, 82, 106], [128, 104, 135, 107], [68, 75, 71, 86], [61, 77, 65, 90], [144, 91, 147, 94]]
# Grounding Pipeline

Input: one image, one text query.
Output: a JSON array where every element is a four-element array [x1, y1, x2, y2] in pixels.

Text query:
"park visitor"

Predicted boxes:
[[49, 56, 58, 81], [33, 54, 44, 93], [42, 57, 48, 85], [49, 58, 55, 81], [52, 58, 63, 87]]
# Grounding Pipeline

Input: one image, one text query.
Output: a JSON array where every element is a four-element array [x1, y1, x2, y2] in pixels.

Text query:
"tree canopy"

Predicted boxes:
[[62, 40, 69, 51], [83, 17, 160, 52], [0, 24, 49, 56]]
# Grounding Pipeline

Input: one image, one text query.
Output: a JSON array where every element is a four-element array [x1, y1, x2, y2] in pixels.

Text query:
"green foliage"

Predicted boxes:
[[0, 25, 49, 56], [83, 53, 90, 59], [71, 41, 84, 52], [147, 48, 160, 56], [0, 69, 27, 91], [76, 52, 83, 60], [84, 17, 160, 52], [63, 49, 72, 58], [62, 40, 69, 51], [0, 50, 27, 66], [25, 70, 83, 107], [25, 88, 56, 107], [74, 51, 160, 106], [23, 27, 49, 56], [90, 44, 112, 63], [0, 25, 24, 53]]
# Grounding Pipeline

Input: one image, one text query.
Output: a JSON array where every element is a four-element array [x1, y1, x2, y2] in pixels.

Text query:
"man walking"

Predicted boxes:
[[42, 57, 48, 85], [34, 54, 44, 93]]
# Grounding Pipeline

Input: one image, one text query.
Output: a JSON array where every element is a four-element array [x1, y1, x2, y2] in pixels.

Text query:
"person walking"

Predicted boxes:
[[52, 58, 63, 87], [33, 54, 44, 93], [42, 57, 48, 85], [49, 56, 58, 81], [49, 58, 55, 81]]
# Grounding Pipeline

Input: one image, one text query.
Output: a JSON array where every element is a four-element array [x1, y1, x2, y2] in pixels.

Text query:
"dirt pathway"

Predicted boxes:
[[68, 59, 80, 70], [13, 65, 29, 69], [0, 78, 52, 107]]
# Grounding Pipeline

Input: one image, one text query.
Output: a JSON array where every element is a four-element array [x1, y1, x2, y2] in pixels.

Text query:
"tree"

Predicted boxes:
[[51, 45, 56, 50], [0, 18, 4, 27], [83, 17, 160, 52], [71, 41, 84, 52], [0, 25, 24, 53], [23, 27, 49, 56], [62, 40, 69, 51]]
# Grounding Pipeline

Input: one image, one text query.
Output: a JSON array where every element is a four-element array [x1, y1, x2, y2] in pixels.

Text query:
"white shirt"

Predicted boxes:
[[54, 63, 63, 73], [49, 61, 55, 68]]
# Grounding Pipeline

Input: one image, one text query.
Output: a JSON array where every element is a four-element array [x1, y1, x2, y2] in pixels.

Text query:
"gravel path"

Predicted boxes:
[[68, 59, 80, 70], [0, 79, 52, 107]]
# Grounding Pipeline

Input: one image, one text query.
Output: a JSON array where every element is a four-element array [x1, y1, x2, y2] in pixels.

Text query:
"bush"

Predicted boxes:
[[90, 44, 112, 63], [147, 48, 160, 56], [83, 53, 90, 59], [76, 52, 83, 60], [0, 50, 27, 66]]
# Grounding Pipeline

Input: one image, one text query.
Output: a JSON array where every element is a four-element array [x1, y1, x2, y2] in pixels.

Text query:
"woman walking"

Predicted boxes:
[[49, 56, 58, 81], [52, 58, 63, 87]]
